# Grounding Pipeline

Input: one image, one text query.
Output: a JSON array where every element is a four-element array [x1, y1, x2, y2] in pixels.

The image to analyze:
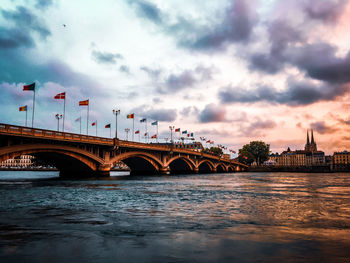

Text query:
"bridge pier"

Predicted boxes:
[[159, 167, 168, 175]]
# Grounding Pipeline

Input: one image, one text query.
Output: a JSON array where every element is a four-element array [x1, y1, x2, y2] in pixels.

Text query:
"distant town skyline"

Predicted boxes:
[[1, 0, 350, 155]]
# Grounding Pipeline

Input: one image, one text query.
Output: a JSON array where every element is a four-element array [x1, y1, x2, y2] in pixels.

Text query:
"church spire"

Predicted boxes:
[[307, 129, 310, 145], [311, 129, 315, 144]]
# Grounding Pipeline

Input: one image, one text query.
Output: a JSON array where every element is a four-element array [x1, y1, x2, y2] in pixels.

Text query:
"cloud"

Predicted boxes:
[[157, 65, 215, 94], [127, 0, 163, 24], [177, 0, 258, 50], [140, 66, 162, 79], [310, 121, 338, 134], [127, 0, 258, 51], [0, 6, 51, 49], [92, 50, 123, 64], [131, 105, 177, 122], [198, 103, 226, 123], [218, 80, 349, 106], [290, 43, 350, 84], [303, 0, 347, 23], [35, 0, 54, 10], [180, 106, 199, 117], [119, 65, 130, 74], [240, 118, 277, 137]]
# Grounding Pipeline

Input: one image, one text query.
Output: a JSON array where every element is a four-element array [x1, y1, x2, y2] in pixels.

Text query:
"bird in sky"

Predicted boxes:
[[63, 24, 66, 27]]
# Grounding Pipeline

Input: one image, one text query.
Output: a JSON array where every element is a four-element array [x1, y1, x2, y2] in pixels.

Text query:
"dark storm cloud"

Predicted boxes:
[[198, 104, 226, 123], [92, 50, 123, 64], [290, 43, 350, 84], [303, 0, 347, 23], [178, 0, 258, 50], [248, 20, 303, 74], [132, 105, 177, 122], [127, 0, 258, 51], [0, 6, 51, 49], [310, 121, 338, 134], [218, 80, 349, 106], [127, 0, 163, 24]]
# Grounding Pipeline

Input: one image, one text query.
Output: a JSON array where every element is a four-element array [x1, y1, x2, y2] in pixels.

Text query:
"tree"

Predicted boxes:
[[238, 141, 270, 165], [203, 146, 223, 156]]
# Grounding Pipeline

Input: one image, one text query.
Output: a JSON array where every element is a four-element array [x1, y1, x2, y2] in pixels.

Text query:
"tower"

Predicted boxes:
[[305, 129, 317, 152]]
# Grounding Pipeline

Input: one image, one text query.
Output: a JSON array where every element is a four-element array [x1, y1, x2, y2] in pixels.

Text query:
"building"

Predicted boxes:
[[0, 155, 34, 168], [333, 151, 350, 171], [268, 130, 325, 167]]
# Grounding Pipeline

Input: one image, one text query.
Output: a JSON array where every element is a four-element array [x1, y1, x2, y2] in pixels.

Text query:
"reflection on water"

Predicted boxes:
[[0, 171, 350, 262]]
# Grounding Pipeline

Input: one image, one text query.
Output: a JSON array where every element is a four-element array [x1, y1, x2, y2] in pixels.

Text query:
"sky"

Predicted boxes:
[[1, 0, 350, 155]]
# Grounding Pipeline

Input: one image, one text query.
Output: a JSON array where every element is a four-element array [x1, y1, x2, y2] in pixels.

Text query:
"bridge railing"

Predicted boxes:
[[0, 123, 114, 145]]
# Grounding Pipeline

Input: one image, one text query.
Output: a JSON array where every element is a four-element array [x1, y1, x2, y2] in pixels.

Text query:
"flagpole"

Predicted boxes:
[[63, 95, 66, 132], [145, 119, 147, 143], [32, 88, 36, 128], [96, 121, 97, 136], [25, 109, 27, 126], [139, 132, 140, 142], [87, 101, 89, 135], [156, 122, 158, 143], [79, 118, 81, 134], [132, 116, 134, 141], [110, 127, 111, 138]]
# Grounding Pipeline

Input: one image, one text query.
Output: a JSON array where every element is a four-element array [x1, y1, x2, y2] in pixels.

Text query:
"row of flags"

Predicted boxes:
[[18, 82, 237, 153]]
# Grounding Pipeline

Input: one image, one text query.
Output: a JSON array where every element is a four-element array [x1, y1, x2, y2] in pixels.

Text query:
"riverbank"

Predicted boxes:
[[247, 166, 350, 173]]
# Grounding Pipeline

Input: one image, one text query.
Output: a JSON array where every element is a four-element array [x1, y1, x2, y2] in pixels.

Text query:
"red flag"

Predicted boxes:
[[23, 83, 35, 91], [127, 113, 134, 119], [92, 122, 96, 126], [151, 134, 157, 139], [79, 100, 89, 106], [75, 117, 81, 122], [105, 124, 111, 128], [175, 128, 180, 132], [54, 92, 66, 99], [135, 130, 140, 134], [144, 132, 148, 136]]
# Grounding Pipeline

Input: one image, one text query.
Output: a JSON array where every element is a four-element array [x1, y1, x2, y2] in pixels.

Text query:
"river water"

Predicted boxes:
[[0, 171, 349, 263]]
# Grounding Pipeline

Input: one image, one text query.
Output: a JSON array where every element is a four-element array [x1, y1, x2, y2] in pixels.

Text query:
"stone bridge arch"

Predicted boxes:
[[110, 151, 163, 175], [165, 155, 196, 174], [196, 159, 215, 173], [0, 144, 106, 177], [215, 163, 227, 173]]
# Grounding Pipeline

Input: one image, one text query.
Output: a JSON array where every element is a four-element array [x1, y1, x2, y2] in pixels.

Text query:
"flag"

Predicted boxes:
[[127, 113, 134, 119], [187, 134, 190, 137], [75, 117, 81, 122], [23, 83, 35, 91], [144, 132, 148, 136], [19, 105, 27, 111], [54, 92, 66, 99], [151, 121, 158, 125], [140, 118, 146, 122], [151, 134, 157, 139], [190, 133, 194, 137], [182, 130, 187, 134], [135, 130, 140, 134], [175, 128, 180, 132], [79, 100, 89, 106], [206, 140, 211, 143], [105, 124, 111, 128], [92, 122, 96, 126]]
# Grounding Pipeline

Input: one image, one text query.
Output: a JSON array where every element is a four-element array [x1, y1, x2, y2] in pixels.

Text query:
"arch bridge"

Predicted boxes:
[[0, 124, 247, 177]]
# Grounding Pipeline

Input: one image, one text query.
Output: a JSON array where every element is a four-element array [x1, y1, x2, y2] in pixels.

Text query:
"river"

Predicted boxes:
[[0, 171, 349, 262]]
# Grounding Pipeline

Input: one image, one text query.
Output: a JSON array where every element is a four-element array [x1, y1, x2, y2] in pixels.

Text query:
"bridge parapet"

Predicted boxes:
[[0, 123, 113, 145]]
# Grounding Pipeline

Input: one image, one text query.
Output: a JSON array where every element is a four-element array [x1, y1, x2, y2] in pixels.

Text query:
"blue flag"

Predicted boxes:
[[140, 118, 146, 122], [182, 130, 187, 134], [151, 121, 158, 125]]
